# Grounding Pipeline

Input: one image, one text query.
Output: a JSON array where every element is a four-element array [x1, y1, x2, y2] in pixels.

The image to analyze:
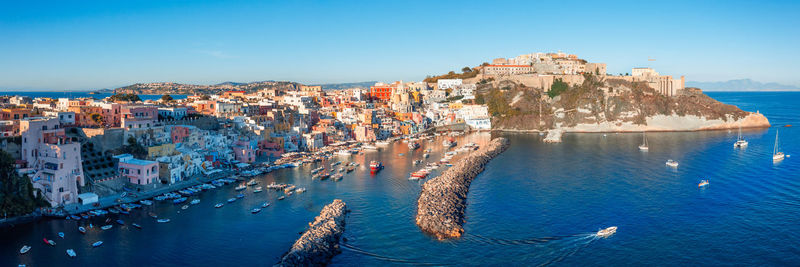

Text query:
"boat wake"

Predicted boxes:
[[340, 242, 454, 266], [464, 233, 601, 267]]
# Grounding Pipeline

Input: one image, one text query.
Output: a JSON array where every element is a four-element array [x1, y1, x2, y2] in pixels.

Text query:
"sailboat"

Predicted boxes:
[[773, 130, 785, 161], [734, 126, 748, 148], [638, 132, 649, 151]]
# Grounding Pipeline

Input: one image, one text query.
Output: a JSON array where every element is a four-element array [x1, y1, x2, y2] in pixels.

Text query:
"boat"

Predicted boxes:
[[698, 179, 710, 187], [215, 203, 224, 208], [773, 130, 785, 161], [181, 205, 189, 210], [363, 144, 378, 150], [246, 179, 258, 186], [332, 174, 343, 181], [666, 159, 679, 167], [66, 249, 76, 258], [190, 199, 200, 205], [58, 232, 64, 238], [376, 140, 391, 146], [19, 245, 31, 254], [92, 241, 103, 247], [149, 212, 158, 218], [638, 132, 649, 151], [116, 219, 124, 225], [43, 238, 56, 246], [443, 138, 456, 148], [411, 170, 428, 179], [235, 184, 247, 191], [236, 193, 245, 199], [101, 225, 112, 230], [78, 226, 86, 234], [173, 197, 187, 204], [408, 142, 420, 150], [278, 196, 286, 200], [132, 223, 142, 229], [596, 226, 617, 238], [734, 126, 748, 148], [70, 215, 81, 220], [319, 173, 330, 180], [157, 219, 170, 223], [335, 150, 353, 156], [423, 153, 429, 158], [251, 208, 262, 214], [261, 202, 271, 208], [296, 188, 306, 193], [369, 161, 383, 171], [227, 198, 237, 203], [139, 200, 153, 206]]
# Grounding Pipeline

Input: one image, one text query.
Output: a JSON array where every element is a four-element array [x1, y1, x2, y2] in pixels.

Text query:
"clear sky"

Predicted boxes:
[[1, 0, 798, 91]]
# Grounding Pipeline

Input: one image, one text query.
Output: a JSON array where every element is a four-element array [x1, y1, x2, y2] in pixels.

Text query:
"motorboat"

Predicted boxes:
[[246, 179, 258, 186], [262, 202, 271, 208], [157, 219, 170, 223], [335, 150, 353, 156], [235, 184, 247, 191], [78, 226, 86, 234], [236, 193, 245, 198], [734, 126, 748, 148], [666, 159, 679, 167], [773, 130, 785, 161], [296, 188, 306, 193], [215, 203, 224, 208], [181, 205, 189, 210], [66, 249, 76, 258], [116, 219, 124, 225], [58, 232, 64, 238], [443, 139, 456, 148], [132, 223, 142, 229], [375, 141, 390, 146], [19, 245, 31, 254], [149, 212, 158, 218], [92, 241, 103, 247], [173, 197, 187, 204], [698, 179, 710, 187], [43, 238, 56, 246], [408, 142, 420, 150], [332, 174, 343, 181], [253, 186, 263, 193], [227, 198, 237, 203], [139, 200, 153, 206], [278, 196, 286, 200], [596, 226, 617, 238], [363, 144, 378, 150], [369, 161, 383, 171], [101, 225, 113, 230], [190, 199, 200, 205], [251, 208, 262, 214], [638, 132, 649, 151]]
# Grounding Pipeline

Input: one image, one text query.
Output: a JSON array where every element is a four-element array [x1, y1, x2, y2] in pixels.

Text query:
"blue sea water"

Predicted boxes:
[[0, 91, 187, 101], [1, 92, 799, 266]]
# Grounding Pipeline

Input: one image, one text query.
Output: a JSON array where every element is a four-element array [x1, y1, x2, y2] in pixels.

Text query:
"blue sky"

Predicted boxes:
[[1, 0, 798, 91]]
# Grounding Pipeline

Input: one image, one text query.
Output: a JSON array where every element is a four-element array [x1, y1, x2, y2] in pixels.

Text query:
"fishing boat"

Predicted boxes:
[[235, 184, 247, 191], [157, 219, 170, 223], [251, 208, 261, 214], [92, 241, 103, 247], [19, 245, 31, 254], [369, 161, 383, 171], [215, 203, 224, 208], [698, 179, 710, 187], [262, 202, 271, 208], [101, 225, 113, 230], [116, 219, 124, 225], [78, 226, 86, 234], [227, 198, 237, 203], [638, 132, 649, 151], [734, 126, 748, 148], [58, 232, 64, 238], [666, 159, 679, 167], [773, 130, 785, 161], [132, 223, 142, 229], [278, 196, 286, 200], [253, 186, 263, 193], [66, 249, 76, 258], [596, 226, 617, 238], [43, 238, 56, 246], [246, 179, 258, 186], [190, 199, 200, 205]]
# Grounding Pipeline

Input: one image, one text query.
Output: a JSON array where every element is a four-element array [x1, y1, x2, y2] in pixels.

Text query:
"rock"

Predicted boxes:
[[415, 138, 510, 240], [276, 199, 347, 267]]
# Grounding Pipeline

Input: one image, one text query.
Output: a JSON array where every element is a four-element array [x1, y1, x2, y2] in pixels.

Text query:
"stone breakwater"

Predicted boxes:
[[277, 199, 347, 267], [415, 137, 510, 240]]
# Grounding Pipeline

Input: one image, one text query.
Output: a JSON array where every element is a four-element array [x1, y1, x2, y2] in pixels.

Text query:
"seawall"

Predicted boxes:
[[277, 199, 347, 266], [415, 137, 510, 240]]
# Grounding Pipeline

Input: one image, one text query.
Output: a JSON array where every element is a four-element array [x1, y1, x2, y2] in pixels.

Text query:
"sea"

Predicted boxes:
[[1, 91, 799, 266], [0, 91, 188, 101]]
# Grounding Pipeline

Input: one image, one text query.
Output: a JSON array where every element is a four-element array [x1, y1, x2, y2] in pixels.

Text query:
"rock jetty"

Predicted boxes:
[[277, 199, 347, 267], [415, 137, 510, 240]]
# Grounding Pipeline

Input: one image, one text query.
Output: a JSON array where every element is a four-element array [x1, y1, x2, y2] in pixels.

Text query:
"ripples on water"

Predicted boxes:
[[3, 92, 800, 266]]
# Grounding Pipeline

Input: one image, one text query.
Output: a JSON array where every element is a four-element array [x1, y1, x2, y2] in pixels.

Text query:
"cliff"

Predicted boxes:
[[478, 75, 770, 132], [277, 199, 347, 267]]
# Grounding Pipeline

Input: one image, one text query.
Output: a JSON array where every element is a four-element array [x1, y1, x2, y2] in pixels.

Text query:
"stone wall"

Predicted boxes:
[[415, 137, 510, 240], [277, 199, 347, 266]]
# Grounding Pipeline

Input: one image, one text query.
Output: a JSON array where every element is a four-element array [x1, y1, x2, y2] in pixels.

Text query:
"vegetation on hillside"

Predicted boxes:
[[0, 150, 48, 217], [424, 67, 480, 83], [114, 137, 148, 159], [161, 94, 174, 102], [547, 78, 569, 98], [109, 93, 142, 102]]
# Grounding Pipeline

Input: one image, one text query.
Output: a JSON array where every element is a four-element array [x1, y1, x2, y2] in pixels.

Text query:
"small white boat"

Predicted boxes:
[[698, 179, 710, 187], [251, 208, 261, 214], [278, 196, 286, 200], [190, 199, 200, 205], [666, 159, 679, 167], [261, 202, 271, 208], [181, 205, 189, 210], [246, 179, 258, 186], [215, 203, 224, 208], [66, 249, 76, 258], [58, 232, 64, 239], [253, 186, 263, 193], [596, 226, 617, 238], [773, 130, 785, 161], [101, 225, 113, 230], [638, 132, 649, 151], [92, 241, 103, 247], [375, 141, 390, 146], [19, 245, 31, 254], [734, 126, 748, 148], [235, 185, 247, 191], [157, 219, 171, 223]]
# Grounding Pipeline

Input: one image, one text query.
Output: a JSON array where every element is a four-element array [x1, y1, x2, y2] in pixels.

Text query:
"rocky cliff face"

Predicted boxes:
[[479, 75, 770, 132]]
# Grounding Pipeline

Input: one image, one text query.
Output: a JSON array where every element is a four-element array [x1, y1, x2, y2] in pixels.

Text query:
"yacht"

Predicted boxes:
[[773, 130, 785, 161], [638, 132, 649, 151], [734, 126, 748, 148], [251, 208, 261, 214], [335, 150, 353, 156], [596, 226, 617, 238], [666, 159, 679, 167], [698, 179, 710, 187]]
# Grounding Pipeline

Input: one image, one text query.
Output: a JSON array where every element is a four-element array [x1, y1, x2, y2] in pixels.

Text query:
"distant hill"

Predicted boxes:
[[310, 81, 377, 90], [687, 79, 800, 91]]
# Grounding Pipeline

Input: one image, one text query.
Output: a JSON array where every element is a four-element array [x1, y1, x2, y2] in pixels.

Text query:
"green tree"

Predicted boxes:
[[161, 94, 174, 102], [89, 113, 104, 125], [109, 93, 142, 102], [461, 67, 472, 73], [0, 150, 48, 217], [548, 78, 569, 98]]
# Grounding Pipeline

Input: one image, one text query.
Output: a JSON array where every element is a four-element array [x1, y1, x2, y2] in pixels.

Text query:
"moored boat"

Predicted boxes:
[[78, 226, 86, 234], [157, 219, 170, 223], [116, 219, 124, 225], [369, 161, 383, 171], [101, 225, 113, 230], [278, 196, 286, 200], [20, 245, 31, 254], [253, 186, 263, 193], [132, 223, 142, 229], [261, 202, 271, 208], [227, 198, 237, 203], [251, 208, 261, 214], [666, 159, 679, 167], [58, 232, 64, 238], [215, 203, 224, 208], [66, 249, 76, 258], [43, 238, 56, 246], [190, 199, 200, 205], [92, 241, 103, 247]]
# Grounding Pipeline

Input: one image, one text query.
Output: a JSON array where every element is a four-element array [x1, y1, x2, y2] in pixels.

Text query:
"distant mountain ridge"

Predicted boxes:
[[310, 81, 377, 90], [687, 79, 800, 91]]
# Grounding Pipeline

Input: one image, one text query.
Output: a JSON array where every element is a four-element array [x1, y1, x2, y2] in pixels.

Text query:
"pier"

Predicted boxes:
[[415, 137, 510, 240], [277, 199, 348, 266]]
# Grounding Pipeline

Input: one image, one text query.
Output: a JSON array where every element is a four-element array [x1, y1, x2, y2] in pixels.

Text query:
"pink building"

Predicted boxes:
[[115, 154, 159, 186], [121, 105, 158, 129], [171, 126, 192, 144], [20, 117, 84, 207], [233, 140, 256, 163]]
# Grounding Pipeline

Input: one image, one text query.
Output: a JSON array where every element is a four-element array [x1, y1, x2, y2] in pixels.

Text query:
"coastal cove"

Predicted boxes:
[[1, 92, 798, 266]]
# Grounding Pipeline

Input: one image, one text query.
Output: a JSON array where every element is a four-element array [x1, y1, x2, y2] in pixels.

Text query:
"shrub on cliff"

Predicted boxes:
[[548, 78, 569, 98], [0, 150, 49, 217], [109, 93, 142, 102]]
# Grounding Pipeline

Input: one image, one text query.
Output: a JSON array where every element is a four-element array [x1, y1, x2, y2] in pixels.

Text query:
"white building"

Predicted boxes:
[[437, 79, 462, 90]]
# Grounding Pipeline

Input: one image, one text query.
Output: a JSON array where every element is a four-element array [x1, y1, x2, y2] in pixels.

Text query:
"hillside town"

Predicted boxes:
[[0, 51, 696, 215]]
